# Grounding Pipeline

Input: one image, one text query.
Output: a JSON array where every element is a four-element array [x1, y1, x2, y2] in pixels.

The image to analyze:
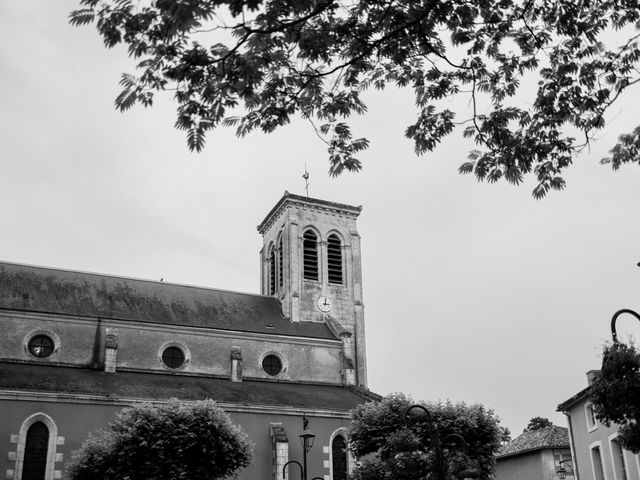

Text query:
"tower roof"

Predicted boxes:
[[257, 191, 362, 235]]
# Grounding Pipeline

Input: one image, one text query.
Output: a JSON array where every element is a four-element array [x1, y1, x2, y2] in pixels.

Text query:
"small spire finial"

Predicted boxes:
[[302, 163, 310, 197]]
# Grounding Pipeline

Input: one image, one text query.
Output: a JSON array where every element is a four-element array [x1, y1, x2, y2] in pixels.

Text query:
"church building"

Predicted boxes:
[[0, 192, 377, 480]]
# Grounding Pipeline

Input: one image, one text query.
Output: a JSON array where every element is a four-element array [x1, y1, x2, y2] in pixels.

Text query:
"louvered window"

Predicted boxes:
[[278, 236, 283, 288], [303, 230, 318, 281], [269, 248, 276, 295], [327, 234, 343, 284]]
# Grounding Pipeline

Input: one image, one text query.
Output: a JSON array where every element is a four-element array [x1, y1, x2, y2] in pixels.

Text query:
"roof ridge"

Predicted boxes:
[[0, 260, 271, 299]]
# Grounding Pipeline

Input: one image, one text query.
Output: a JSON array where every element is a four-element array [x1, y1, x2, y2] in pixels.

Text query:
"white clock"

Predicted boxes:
[[317, 296, 333, 313]]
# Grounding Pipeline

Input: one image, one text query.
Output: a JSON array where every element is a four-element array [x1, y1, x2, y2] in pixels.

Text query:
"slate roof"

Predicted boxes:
[[0, 362, 377, 411], [0, 261, 336, 339], [497, 426, 569, 459]]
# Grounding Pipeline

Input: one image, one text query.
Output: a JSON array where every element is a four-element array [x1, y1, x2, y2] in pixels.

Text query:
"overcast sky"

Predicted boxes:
[[2, 2, 640, 436]]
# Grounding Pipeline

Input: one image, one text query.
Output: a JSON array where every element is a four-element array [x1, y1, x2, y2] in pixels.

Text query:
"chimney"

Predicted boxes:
[[586, 370, 599, 385]]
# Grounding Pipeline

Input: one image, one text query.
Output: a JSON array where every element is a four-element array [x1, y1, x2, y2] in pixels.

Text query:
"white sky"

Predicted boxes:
[[2, 1, 640, 436]]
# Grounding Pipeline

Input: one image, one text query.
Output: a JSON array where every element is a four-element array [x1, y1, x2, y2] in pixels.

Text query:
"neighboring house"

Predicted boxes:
[[558, 371, 640, 480], [0, 192, 378, 480], [495, 425, 573, 480]]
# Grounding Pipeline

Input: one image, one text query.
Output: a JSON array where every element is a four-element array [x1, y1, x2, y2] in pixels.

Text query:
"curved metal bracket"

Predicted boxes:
[[610, 309, 640, 343], [405, 404, 445, 480], [283, 460, 303, 480]]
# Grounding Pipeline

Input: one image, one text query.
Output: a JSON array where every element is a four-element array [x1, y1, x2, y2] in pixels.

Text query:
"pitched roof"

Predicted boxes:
[[0, 262, 337, 339], [497, 425, 569, 459], [0, 362, 376, 411], [557, 386, 591, 411]]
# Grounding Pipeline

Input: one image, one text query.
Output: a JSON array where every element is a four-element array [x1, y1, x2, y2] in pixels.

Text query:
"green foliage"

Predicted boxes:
[[348, 393, 503, 480], [70, 0, 640, 197], [524, 416, 553, 432], [67, 399, 253, 480], [590, 342, 640, 453]]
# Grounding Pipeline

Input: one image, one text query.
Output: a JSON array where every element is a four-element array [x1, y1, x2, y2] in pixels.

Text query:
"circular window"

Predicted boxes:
[[162, 346, 185, 369], [28, 335, 54, 358], [262, 354, 283, 376]]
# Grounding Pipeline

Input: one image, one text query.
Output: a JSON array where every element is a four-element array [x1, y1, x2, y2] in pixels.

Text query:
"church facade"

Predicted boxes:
[[0, 192, 377, 480]]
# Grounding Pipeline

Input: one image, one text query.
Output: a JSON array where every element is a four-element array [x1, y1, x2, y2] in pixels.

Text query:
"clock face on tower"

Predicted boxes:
[[317, 296, 333, 313]]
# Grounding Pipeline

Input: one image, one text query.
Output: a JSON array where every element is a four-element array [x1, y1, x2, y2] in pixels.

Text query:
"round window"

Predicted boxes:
[[28, 335, 54, 358], [262, 354, 283, 376], [162, 346, 185, 369]]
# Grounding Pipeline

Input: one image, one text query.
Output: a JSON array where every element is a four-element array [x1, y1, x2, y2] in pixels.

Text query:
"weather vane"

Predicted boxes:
[[302, 163, 310, 197]]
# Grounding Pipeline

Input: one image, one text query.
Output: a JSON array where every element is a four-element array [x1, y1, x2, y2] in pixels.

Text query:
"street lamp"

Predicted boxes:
[[610, 309, 640, 343], [556, 458, 574, 479], [404, 405, 471, 480], [283, 415, 317, 480]]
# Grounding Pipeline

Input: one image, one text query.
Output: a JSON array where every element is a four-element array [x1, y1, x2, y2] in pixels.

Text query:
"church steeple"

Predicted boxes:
[[257, 191, 367, 387]]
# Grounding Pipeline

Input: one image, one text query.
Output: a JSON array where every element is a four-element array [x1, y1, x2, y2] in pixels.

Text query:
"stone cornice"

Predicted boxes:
[[0, 390, 352, 418], [257, 191, 362, 235]]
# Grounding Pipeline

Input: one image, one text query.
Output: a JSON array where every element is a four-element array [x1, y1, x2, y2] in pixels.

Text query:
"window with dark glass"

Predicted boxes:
[[269, 247, 276, 295], [22, 421, 49, 480], [303, 230, 318, 281], [262, 354, 282, 376], [162, 346, 185, 369], [332, 434, 348, 480], [278, 235, 284, 288], [28, 335, 54, 358], [327, 234, 343, 284]]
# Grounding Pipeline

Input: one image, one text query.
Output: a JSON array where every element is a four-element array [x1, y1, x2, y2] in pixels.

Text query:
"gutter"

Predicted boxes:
[[562, 410, 580, 480]]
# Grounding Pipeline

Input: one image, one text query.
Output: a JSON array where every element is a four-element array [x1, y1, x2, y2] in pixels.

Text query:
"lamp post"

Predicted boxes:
[[404, 405, 470, 480], [610, 309, 640, 343], [556, 458, 574, 479], [283, 415, 317, 480]]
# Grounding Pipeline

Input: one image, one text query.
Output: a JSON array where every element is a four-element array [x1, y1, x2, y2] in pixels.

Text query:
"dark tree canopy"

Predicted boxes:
[[347, 393, 503, 480], [67, 399, 253, 480], [590, 342, 640, 453], [524, 416, 553, 432], [70, 0, 640, 197]]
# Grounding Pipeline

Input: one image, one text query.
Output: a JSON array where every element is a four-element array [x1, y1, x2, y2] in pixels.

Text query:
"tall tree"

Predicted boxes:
[[347, 393, 503, 480], [590, 342, 640, 453], [67, 399, 253, 480], [523, 416, 553, 432], [70, 0, 640, 197]]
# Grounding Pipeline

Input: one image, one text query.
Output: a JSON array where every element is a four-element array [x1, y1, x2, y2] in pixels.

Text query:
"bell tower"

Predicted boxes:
[[257, 191, 367, 387]]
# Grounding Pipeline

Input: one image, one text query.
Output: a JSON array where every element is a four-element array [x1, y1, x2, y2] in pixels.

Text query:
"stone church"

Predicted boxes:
[[0, 192, 377, 480]]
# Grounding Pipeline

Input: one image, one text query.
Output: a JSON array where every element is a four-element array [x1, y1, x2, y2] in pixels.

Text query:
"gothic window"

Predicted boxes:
[[327, 234, 343, 285], [28, 335, 54, 358], [262, 354, 283, 376], [269, 246, 277, 295], [278, 234, 284, 289], [332, 434, 348, 480], [22, 421, 49, 480], [162, 346, 185, 369], [303, 230, 318, 281]]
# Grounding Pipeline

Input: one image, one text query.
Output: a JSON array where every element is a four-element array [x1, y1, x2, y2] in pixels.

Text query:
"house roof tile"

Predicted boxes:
[[497, 425, 569, 459]]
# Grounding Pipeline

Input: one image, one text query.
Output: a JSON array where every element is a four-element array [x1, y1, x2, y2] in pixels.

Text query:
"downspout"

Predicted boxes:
[[563, 410, 580, 480]]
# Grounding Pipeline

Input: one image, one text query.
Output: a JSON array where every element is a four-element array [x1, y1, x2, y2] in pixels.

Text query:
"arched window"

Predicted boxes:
[[327, 234, 343, 285], [278, 235, 284, 289], [14, 413, 58, 480], [22, 422, 49, 480], [303, 230, 318, 281], [269, 246, 277, 295], [332, 434, 348, 480]]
